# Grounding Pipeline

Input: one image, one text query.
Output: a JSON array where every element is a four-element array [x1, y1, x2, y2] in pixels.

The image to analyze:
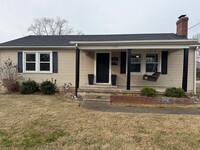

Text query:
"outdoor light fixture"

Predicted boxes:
[[136, 55, 140, 58]]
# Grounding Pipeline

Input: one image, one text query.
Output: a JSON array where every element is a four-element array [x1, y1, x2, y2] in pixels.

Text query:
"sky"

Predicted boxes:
[[0, 0, 200, 43]]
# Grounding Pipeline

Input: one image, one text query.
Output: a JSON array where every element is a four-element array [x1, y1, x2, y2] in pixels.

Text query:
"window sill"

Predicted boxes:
[[23, 71, 53, 74]]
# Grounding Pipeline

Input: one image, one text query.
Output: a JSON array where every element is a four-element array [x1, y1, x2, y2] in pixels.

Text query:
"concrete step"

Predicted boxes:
[[83, 93, 111, 103], [83, 98, 110, 102], [78, 88, 141, 94], [81, 85, 118, 89]]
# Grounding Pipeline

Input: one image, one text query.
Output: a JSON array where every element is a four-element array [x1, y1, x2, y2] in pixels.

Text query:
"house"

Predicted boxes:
[[0, 15, 199, 95]]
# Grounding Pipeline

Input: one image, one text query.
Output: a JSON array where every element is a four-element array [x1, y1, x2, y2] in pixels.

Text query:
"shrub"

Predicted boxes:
[[10, 81, 20, 92], [164, 87, 185, 97], [40, 81, 56, 95], [0, 59, 23, 93], [20, 80, 39, 94], [141, 87, 157, 97]]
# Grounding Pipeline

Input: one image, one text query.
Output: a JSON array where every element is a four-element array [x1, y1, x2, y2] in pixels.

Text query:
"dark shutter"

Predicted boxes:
[[120, 52, 126, 74], [161, 51, 168, 74], [18, 52, 23, 73], [53, 52, 58, 73]]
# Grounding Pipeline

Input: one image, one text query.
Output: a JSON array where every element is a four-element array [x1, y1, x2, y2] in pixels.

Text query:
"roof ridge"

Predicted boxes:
[[27, 33, 177, 37]]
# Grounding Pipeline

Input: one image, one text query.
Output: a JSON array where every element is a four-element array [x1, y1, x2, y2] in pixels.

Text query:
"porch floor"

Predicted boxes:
[[79, 85, 167, 94]]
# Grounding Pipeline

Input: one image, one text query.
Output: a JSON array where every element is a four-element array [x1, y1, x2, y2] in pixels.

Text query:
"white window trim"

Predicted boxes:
[[23, 51, 52, 73], [131, 51, 161, 75]]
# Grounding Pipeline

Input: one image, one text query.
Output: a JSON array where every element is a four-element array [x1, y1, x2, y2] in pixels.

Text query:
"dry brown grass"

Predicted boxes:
[[0, 94, 200, 150]]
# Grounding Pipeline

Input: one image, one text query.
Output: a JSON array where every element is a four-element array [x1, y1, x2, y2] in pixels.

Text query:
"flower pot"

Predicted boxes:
[[111, 74, 117, 85], [88, 74, 94, 85]]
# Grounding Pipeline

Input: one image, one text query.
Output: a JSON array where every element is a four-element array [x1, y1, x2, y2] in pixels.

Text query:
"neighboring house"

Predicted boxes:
[[0, 15, 199, 95]]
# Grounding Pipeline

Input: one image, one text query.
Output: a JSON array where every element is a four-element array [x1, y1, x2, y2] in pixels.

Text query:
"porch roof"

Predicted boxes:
[[72, 39, 199, 50]]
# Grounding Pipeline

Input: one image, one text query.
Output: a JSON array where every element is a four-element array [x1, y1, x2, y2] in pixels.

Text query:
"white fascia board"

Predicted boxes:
[[0, 46, 75, 49], [79, 45, 190, 50], [70, 39, 197, 45]]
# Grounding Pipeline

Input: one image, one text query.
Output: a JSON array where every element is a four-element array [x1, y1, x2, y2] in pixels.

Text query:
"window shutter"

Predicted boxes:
[[53, 52, 58, 73], [18, 52, 23, 73], [120, 52, 126, 74], [161, 51, 168, 74]]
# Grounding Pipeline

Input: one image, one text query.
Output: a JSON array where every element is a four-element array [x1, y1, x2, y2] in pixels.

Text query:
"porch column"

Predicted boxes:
[[182, 48, 189, 92], [75, 46, 80, 97], [127, 49, 131, 90]]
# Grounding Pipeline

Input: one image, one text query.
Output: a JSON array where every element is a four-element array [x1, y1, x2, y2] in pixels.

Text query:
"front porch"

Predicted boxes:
[[73, 40, 193, 96], [78, 84, 167, 94]]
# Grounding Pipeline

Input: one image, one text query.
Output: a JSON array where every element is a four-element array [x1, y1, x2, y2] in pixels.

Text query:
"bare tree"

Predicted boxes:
[[28, 17, 82, 35]]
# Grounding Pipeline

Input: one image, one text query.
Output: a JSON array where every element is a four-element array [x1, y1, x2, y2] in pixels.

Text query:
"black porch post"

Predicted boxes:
[[127, 49, 131, 90], [182, 48, 189, 92], [75, 45, 80, 97]]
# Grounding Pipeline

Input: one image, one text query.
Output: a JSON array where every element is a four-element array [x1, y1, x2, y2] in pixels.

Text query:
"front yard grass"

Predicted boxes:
[[0, 94, 200, 149]]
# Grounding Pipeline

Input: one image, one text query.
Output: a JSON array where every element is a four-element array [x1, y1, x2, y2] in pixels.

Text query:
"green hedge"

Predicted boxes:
[[20, 80, 39, 94], [40, 81, 56, 95], [141, 87, 157, 97], [164, 87, 185, 97]]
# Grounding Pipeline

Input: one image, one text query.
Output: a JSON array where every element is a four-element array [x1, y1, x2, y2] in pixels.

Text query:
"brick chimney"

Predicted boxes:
[[176, 15, 189, 38]]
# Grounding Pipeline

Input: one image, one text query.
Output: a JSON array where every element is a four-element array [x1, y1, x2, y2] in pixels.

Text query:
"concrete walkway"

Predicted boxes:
[[81, 101, 200, 115]]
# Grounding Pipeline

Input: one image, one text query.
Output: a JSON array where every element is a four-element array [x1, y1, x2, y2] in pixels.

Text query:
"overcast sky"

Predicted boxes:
[[0, 0, 200, 43]]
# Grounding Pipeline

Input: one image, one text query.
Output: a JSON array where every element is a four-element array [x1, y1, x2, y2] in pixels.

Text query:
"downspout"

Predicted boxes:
[[75, 44, 80, 97], [194, 47, 198, 94]]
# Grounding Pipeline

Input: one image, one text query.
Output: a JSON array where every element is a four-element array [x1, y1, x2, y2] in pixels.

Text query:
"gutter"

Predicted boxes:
[[70, 39, 197, 45], [0, 46, 75, 49]]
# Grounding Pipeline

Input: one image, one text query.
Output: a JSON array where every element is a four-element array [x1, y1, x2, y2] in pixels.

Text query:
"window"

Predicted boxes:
[[24, 51, 52, 73], [146, 54, 158, 72], [131, 54, 141, 72], [39, 53, 50, 71], [25, 53, 36, 71]]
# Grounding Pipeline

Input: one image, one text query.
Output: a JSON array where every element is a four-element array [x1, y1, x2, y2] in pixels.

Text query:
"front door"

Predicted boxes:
[[96, 53, 110, 83]]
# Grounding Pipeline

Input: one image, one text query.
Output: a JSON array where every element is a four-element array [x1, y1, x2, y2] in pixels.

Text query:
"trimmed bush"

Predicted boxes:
[[164, 87, 185, 97], [141, 87, 157, 97], [40, 81, 56, 95], [20, 80, 39, 94]]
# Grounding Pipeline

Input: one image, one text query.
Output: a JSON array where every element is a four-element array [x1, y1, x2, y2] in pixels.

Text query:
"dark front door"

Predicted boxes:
[[96, 53, 110, 83]]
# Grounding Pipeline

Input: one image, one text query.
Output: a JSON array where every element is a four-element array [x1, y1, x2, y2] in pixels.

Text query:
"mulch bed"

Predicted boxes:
[[110, 95, 199, 105]]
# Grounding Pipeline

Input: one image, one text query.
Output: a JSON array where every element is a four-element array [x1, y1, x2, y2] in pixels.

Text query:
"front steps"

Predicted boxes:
[[82, 93, 111, 103]]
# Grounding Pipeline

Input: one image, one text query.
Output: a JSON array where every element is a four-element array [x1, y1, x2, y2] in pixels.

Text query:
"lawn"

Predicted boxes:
[[0, 94, 200, 150]]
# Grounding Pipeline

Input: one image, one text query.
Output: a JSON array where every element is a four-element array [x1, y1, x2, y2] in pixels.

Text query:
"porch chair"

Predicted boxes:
[[143, 72, 161, 82]]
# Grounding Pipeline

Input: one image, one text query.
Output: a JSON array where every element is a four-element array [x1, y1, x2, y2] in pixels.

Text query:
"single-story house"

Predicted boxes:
[[0, 15, 199, 95]]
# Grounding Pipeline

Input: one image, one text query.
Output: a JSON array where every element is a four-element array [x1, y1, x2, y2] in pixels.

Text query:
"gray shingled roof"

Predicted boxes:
[[0, 33, 187, 46]]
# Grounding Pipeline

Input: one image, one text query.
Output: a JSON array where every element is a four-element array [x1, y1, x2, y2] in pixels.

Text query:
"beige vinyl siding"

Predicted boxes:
[[0, 48, 195, 92], [80, 51, 94, 85], [0, 49, 76, 87]]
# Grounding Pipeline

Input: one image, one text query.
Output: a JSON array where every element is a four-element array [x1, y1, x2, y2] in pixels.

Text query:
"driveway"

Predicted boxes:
[[81, 101, 200, 115]]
